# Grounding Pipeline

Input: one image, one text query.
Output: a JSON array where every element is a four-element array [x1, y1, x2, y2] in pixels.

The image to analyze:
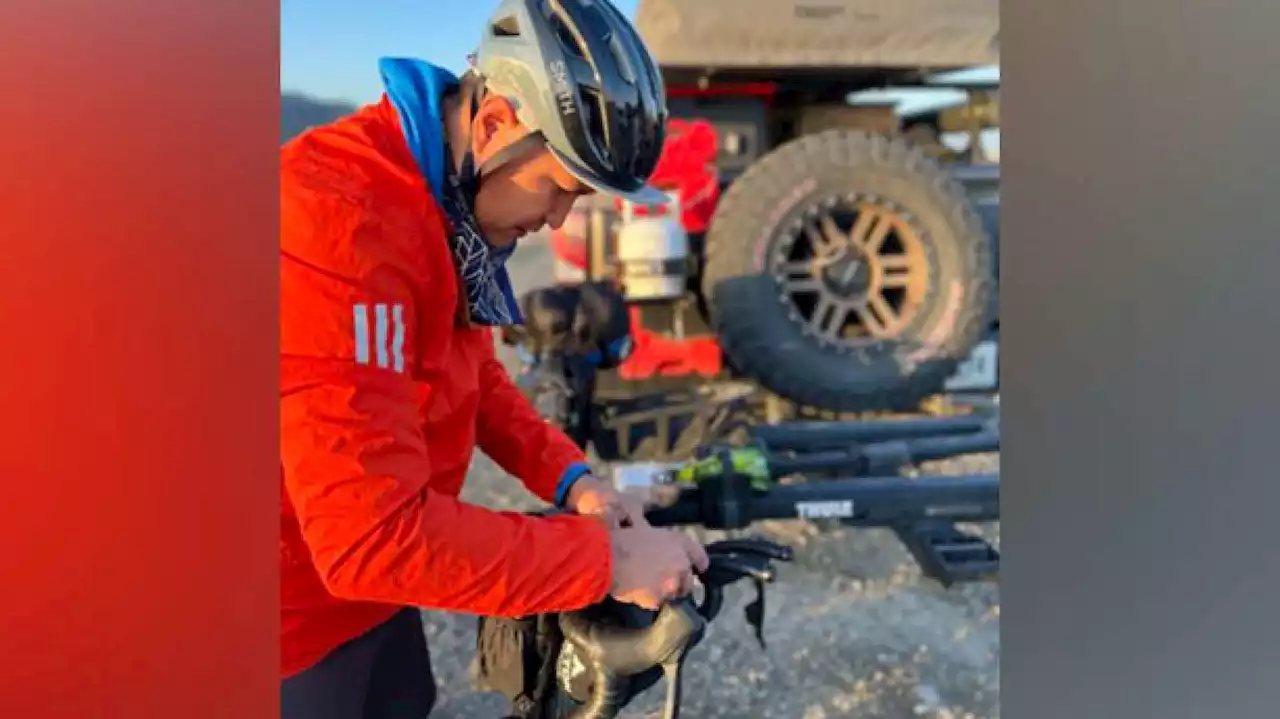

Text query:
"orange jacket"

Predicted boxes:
[[279, 98, 613, 678]]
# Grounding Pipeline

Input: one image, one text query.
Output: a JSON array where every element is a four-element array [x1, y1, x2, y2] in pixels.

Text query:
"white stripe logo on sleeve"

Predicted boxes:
[[353, 302, 407, 372]]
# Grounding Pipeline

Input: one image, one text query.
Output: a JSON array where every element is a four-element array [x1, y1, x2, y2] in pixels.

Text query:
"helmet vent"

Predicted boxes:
[[576, 85, 612, 171], [491, 14, 521, 37]]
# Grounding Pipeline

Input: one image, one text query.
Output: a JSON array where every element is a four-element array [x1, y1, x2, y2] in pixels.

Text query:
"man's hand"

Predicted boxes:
[[565, 474, 648, 528], [568, 473, 712, 610], [609, 525, 710, 610]]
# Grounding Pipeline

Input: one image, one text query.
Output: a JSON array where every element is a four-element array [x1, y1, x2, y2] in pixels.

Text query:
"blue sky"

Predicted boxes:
[[281, 0, 616, 103], [281, 0, 998, 118]]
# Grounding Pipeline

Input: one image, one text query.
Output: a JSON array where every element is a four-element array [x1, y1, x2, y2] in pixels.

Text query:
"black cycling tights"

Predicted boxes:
[[281, 609, 437, 719]]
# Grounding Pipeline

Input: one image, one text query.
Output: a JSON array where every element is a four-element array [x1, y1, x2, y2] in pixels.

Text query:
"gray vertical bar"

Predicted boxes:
[[1007, 1, 1280, 716], [352, 303, 370, 366]]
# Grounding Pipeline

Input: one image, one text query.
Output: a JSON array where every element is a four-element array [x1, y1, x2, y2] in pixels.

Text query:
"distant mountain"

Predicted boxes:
[[281, 92, 358, 144]]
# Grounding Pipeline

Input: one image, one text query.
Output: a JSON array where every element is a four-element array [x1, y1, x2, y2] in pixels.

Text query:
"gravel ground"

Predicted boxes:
[[420, 238, 1001, 719]]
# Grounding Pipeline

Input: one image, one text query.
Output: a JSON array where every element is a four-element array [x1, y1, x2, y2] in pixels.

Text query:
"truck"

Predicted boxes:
[[529, 0, 1002, 462]]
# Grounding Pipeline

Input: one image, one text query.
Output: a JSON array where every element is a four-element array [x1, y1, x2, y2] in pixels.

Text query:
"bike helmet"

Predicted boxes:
[[472, 0, 669, 206]]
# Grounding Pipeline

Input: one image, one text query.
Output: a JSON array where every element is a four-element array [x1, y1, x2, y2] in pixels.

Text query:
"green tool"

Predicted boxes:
[[669, 446, 773, 492]]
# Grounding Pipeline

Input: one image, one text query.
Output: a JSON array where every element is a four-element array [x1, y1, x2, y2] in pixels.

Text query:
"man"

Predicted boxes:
[[279, 1, 707, 717]]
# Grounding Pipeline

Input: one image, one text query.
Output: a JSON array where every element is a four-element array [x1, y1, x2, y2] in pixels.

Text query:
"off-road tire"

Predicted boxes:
[[702, 130, 994, 413]]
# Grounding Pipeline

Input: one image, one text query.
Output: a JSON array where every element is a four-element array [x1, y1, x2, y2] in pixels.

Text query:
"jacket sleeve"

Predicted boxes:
[[474, 346, 593, 507], [280, 178, 612, 617]]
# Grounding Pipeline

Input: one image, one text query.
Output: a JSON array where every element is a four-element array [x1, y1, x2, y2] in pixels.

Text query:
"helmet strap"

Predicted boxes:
[[476, 131, 547, 178], [454, 71, 548, 195], [452, 75, 483, 197]]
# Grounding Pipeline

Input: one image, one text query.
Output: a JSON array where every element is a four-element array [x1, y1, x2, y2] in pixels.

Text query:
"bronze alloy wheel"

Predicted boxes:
[[770, 195, 929, 349]]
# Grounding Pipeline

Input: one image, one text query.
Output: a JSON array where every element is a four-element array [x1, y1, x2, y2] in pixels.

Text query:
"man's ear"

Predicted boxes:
[[470, 95, 524, 164]]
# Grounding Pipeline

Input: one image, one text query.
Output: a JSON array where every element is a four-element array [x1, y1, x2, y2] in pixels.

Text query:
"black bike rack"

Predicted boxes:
[[748, 414, 993, 449], [893, 519, 1000, 585], [645, 444, 1000, 587]]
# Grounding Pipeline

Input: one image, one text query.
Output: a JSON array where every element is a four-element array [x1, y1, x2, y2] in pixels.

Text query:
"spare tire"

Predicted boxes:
[[701, 130, 994, 412]]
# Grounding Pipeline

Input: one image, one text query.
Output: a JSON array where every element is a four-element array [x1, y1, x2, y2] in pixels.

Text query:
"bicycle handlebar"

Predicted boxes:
[[558, 538, 794, 719], [558, 597, 703, 719]]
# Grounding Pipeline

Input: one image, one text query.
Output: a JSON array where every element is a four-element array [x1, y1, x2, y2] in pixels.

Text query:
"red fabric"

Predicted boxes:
[[618, 118, 721, 234], [279, 98, 613, 679], [548, 118, 723, 270], [618, 308, 724, 380], [549, 212, 589, 270]]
